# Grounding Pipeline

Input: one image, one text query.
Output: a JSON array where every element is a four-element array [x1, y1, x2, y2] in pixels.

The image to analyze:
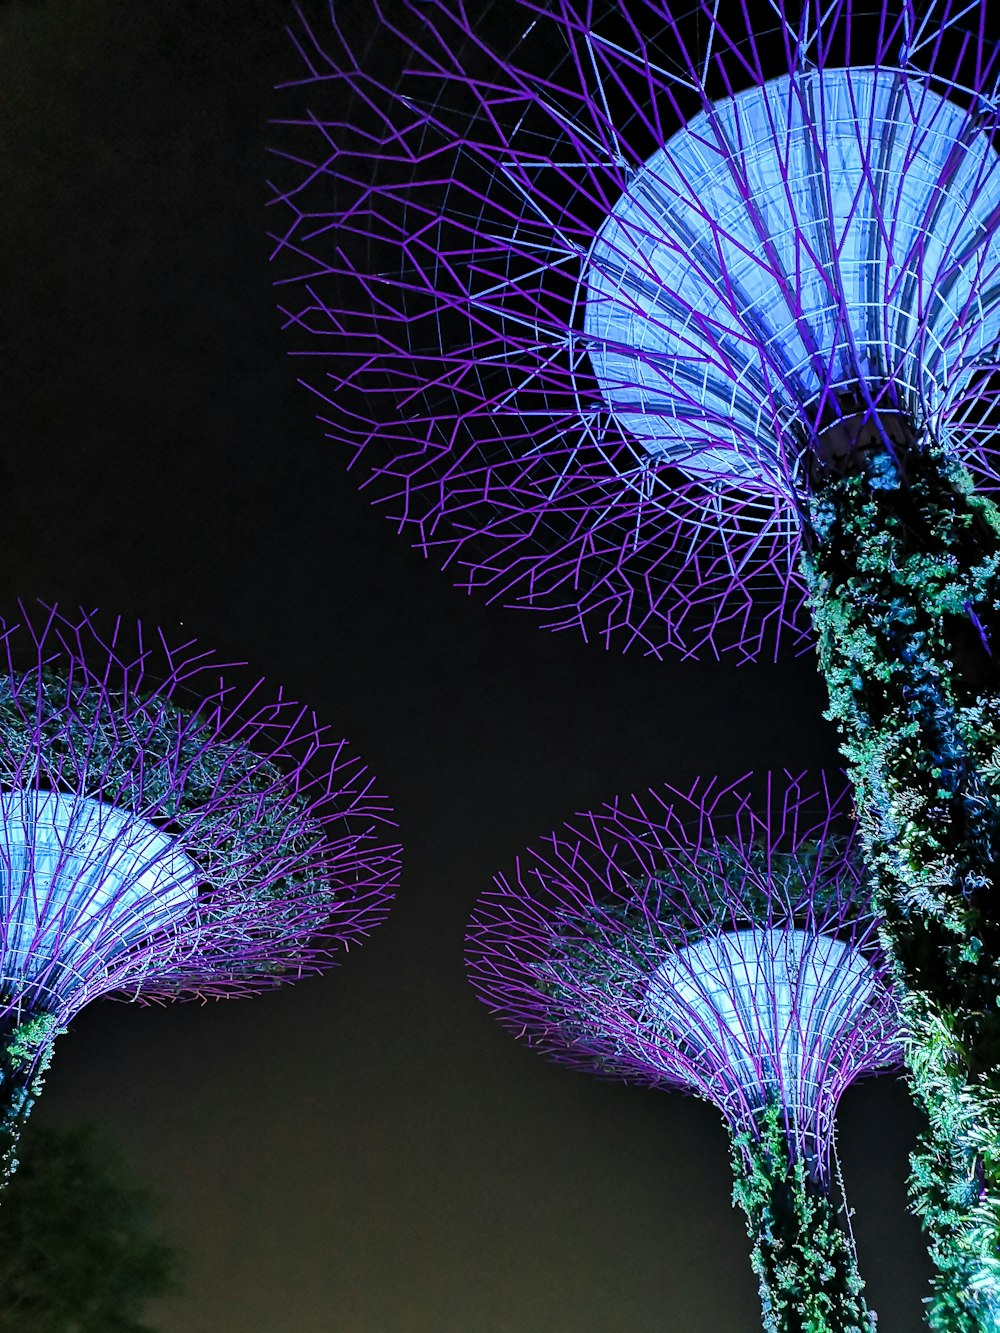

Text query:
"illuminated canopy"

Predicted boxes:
[[0, 791, 199, 1000], [270, 2, 1000, 657], [467, 774, 900, 1170], [647, 926, 880, 1124], [585, 67, 1000, 491], [0, 603, 401, 1189], [0, 603, 401, 1025]]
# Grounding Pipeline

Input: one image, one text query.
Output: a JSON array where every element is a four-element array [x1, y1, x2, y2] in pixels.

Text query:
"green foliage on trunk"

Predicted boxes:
[[802, 438, 1000, 1330], [0, 1013, 61, 1186], [730, 1103, 874, 1333]]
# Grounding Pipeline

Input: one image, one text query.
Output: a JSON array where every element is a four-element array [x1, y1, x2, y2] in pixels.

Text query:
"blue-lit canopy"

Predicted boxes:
[[0, 791, 199, 1003], [585, 67, 1000, 492], [646, 926, 879, 1121]]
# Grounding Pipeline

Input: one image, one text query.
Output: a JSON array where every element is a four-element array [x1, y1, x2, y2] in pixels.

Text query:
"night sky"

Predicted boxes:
[[1, 1, 930, 1329]]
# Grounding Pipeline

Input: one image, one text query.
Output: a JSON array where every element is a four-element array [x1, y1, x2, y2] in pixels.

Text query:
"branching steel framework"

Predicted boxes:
[[270, 4, 1000, 1323], [270, 0, 1000, 661], [467, 772, 900, 1333], [0, 603, 400, 1181]]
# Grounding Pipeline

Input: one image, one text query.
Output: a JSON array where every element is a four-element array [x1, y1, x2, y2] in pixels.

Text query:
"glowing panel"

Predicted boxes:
[[585, 67, 1000, 488], [646, 926, 877, 1108], [0, 790, 200, 990]]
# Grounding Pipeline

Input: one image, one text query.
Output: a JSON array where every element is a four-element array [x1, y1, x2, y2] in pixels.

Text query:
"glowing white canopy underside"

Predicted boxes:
[[645, 927, 877, 1109], [0, 790, 199, 995], [585, 67, 1000, 488]]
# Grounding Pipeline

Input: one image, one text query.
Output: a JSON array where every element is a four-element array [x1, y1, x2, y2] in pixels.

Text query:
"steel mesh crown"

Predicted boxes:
[[0, 604, 400, 1029], [466, 773, 902, 1172], [270, 0, 1000, 659]]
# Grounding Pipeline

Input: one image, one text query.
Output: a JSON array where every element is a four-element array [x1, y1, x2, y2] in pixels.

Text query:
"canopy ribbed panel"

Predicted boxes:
[[0, 792, 198, 1005], [647, 927, 879, 1136], [586, 67, 1000, 489]]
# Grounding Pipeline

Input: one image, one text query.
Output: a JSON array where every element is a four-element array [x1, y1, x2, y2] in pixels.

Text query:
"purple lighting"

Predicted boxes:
[[467, 771, 900, 1327], [270, 4, 1000, 1318], [269, 0, 1000, 660], [0, 603, 400, 1179], [467, 771, 897, 1165]]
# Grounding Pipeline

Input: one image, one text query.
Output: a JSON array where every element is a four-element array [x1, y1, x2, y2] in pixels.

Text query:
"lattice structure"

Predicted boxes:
[[0, 603, 400, 1177], [467, 771, 900, 1328], [468, 771, 897, 1163], [269, 0, 1000, 661], [272, 11, 1000, 1321]]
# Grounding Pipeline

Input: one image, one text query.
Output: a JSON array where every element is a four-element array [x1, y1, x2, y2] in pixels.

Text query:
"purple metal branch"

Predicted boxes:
[[269, 0, 1000, 659], [0, 602, 399, 1031], [466, 770, 901, 1173]]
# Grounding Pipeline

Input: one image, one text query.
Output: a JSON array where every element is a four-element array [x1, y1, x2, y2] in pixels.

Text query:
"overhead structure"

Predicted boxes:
[[271, 0, 1000, 660], [0, 602, 400, 1181], [270, 5, 1000, 1322], [467, 772, 900, 1332]]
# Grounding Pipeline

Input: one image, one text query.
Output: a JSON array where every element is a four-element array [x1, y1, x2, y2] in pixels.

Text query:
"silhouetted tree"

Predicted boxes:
[[0, 1121, 178, 1332]]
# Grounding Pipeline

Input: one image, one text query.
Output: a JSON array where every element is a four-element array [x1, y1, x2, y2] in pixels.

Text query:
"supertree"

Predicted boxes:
[[269, 2, 1000, 1321], [0, 603, 399, 1184], [466, 772, 901, 1332]]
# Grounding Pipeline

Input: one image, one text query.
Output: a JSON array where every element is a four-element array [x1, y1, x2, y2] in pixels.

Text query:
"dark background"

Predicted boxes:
[[0, 1, 928, 1328]]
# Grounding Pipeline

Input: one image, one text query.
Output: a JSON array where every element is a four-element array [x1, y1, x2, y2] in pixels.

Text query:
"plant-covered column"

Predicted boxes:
[[273, 1, 1000, 1320], [731, 1104, 873, 1333], [0, 1013, 60, 1185], [802, 439, 1000, 1331], [465, 775, 900, 1332]]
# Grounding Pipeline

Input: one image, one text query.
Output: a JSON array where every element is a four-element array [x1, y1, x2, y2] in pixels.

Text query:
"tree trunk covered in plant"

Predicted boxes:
[[730, 1104, 873, 1332], [801, 437, 1000, 1332], [0, 1013, 59, 1189]]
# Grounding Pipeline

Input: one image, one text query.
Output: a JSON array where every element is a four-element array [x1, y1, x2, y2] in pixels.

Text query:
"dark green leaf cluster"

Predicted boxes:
[[533, 836, 866, 1082], [0, 668, 331, 929], [543, 836, 859, 996]]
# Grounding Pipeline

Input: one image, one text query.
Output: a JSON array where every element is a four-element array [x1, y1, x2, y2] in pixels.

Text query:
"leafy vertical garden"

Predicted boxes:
[[732, 1104, 872, 1333], [804, 440, 1000, 1329]]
